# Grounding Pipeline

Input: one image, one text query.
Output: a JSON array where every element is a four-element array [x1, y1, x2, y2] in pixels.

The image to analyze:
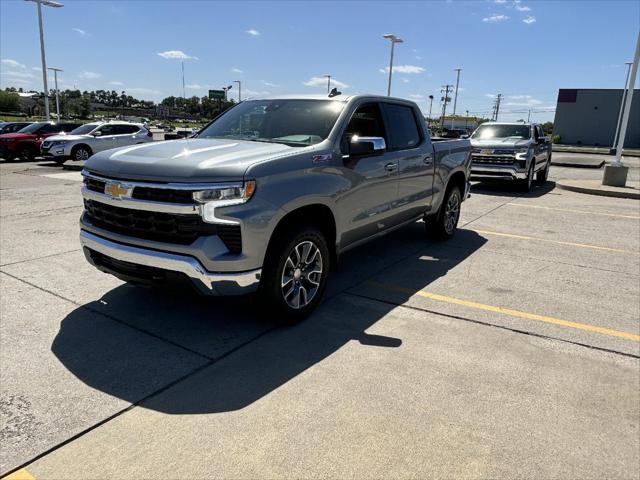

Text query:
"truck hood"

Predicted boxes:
[[85, 138, 296, 182], [470, 138, 532, 148]]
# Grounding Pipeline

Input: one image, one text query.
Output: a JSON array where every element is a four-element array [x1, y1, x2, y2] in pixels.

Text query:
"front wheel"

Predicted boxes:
[[16, 145, 35, 162], [71, 145, 91, 161], [425, 185, 462, 240], [520, 161, 535, 192], [261, 226, 330, 322]]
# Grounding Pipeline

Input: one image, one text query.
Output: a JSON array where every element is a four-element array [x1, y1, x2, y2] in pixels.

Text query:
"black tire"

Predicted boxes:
[[425, 185, 462, 240], [71, 145, 92, 161], [520, 161, 535, 192], [536, 156, 550, 183], [260, 225, 330, 323], [16, 144, 36, 162]]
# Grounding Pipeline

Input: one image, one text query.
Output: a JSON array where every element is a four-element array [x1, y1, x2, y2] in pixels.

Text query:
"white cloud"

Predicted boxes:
[[522, 16, 536, 24], [1, 70, 36, 79], [515, 4, 531, 11], [485, 93, 497, 98], [379, 65, 426, 74], [109, 80, 124, 86], [2, 59, 27, 69], [32, 66, 42, 71], [409, 94, 425, 99], [243, 89, 270, 96], [78, 71, 101, 79], [494, 0, 508, 3], [401, 78, 410, 83], [157, 50, 198, 60], [483, 14, 509, 22], [185, 83, 207, 90], [126, 87, 162, 96], [231, 67, 243, 73], [303, 76, 349, 88], [245, 29, 260, 36], [261, 80, 280, 88], [72, 27, 88, 36], [505, 95, 543, 106]]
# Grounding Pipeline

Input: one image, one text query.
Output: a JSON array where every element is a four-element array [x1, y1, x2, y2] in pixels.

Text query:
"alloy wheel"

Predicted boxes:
[[75, 148, 90, 161], [281, 240, 323, 309], [444, 191, 460, 234]]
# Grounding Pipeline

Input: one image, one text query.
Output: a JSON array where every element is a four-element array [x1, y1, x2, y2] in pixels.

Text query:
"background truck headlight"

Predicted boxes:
[[194, 180, 256, 224]]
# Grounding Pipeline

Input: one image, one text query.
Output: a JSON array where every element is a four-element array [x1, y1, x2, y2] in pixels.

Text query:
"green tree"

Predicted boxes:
[[542, 121, 554, 134], [0, 90, 21, 112]]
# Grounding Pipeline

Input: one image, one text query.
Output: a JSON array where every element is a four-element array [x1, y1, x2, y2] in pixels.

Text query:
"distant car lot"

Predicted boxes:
[[0, 155, 638, 478]]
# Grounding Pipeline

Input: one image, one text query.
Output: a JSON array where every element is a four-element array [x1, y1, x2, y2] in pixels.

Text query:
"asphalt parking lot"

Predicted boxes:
[[1, 154, 639, 479]]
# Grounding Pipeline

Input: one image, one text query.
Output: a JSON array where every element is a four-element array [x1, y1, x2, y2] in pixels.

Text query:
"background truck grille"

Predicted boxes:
[[472, 155, 516, 165], [83, 199, 242, 253]]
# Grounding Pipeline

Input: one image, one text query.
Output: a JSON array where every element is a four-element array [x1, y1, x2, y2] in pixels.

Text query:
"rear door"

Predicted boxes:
[[382, 102, 435, 223], [338, 101, 400, 247], [112, 124, 141, 147]]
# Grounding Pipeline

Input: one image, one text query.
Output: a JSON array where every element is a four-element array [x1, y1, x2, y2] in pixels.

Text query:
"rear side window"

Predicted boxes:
[[60, 124, 80, 132], [383, 104, 421, 150], [114, 125, 140, 135]]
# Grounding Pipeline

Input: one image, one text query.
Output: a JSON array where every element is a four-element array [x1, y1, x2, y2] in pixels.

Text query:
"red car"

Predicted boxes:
[[0, 121, 81, 161]]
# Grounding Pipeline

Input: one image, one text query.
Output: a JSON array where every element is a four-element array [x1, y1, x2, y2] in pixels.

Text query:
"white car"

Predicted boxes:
[[42, 121, 152, 164]]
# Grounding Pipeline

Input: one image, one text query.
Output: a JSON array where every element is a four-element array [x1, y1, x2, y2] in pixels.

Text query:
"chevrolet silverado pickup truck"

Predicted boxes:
[[469, 122, 552, 191], [79, 94, 471, 320]]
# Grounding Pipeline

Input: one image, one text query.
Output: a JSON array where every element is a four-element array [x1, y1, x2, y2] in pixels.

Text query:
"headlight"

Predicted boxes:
[[193, 180, 256, 224], [515, 147, 529, 154], [52, 140, 69, 146]]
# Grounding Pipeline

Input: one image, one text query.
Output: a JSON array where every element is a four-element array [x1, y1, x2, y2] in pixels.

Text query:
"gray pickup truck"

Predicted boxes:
[[79, 94, 471, 319], [469, 122, 552, 191]]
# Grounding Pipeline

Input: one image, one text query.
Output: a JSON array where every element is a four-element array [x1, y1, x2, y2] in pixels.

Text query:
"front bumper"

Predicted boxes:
[[470, 165, 528, 181], [80, 229, 261, 296]]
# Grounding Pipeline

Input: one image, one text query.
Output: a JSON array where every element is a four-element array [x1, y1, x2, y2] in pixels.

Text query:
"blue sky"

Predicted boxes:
[[1, 0, 638, 122]]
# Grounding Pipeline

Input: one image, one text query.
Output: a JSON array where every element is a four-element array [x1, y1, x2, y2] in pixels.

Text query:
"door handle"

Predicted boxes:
[[384, 162, 397, 172], [423, 155, 433, 165]]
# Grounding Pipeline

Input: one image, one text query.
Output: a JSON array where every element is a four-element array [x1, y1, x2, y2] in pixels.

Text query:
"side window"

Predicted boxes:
[[60, 124, 79, 132], [533, 126, 540, 140], [537, 126, 544, 138], [39, 124, 58, 133], [98, 125, 116, 135], [117, 125, 140, 135], [343, 103, 386, 142], [383, 104, 421, 151]]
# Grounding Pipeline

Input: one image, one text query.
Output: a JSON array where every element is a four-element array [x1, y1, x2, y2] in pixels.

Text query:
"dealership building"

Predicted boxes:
[[553, 88, 640, 148]]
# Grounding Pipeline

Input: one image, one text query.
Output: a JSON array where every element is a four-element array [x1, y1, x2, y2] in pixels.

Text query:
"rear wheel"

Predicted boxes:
[[16, 145, 36, 162], [261, 226, 330, 323], [71, 145, 91, 161], [425, 185, 462, 240]]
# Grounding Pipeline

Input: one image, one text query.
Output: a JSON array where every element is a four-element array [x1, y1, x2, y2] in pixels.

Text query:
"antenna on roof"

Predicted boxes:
[[328, 87, 341, 98]]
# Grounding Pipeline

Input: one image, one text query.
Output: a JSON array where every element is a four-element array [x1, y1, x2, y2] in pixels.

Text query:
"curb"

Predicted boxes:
[[556, 182, 640, 200], [551, 160, 605, 169]]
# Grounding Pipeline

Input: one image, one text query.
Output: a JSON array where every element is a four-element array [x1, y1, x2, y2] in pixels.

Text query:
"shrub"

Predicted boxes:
[[551, 134, 561, 144]]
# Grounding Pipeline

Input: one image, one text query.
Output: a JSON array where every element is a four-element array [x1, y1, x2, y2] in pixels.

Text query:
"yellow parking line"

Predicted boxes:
[[368, 282, 640, 342], [471, 229, 638, 254], [1, 469, 34, 480], [508, 203, 640, 220]]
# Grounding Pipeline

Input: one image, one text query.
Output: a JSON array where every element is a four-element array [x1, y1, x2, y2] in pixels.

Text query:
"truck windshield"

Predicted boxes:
[[472, 124, 531, 139], [197, 99, 345, 146]]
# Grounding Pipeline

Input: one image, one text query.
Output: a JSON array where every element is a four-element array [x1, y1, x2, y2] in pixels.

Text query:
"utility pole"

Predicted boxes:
[[527, 109, 531, 122], [181, 60, 186, 100], [323, 74, 331, 93], [452, 68, 462, 117], [47, 67, 62, 121], [465, 109, 469, 131], [612, 61, 633, 153], [440, 84, 453, 129], [492, 94, 502, 121]]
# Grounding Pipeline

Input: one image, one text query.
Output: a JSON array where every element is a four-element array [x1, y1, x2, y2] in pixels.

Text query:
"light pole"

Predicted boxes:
[[222, 85, 232, 101], [452, 68, 462, 117], [234, 80, 242, 102], [383, 34, 403, 96], [181, 60, 186, 100], [323, 74, 331, 93], [428, 94, 434, 124], [25, 0, 64, 121], [612, 61, 633, 153], [47, 67, 62, 121]]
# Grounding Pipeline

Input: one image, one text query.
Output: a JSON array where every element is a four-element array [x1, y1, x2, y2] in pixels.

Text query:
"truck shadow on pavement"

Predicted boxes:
[[51, 225, 487, 414], [471, 180, 556, 198]]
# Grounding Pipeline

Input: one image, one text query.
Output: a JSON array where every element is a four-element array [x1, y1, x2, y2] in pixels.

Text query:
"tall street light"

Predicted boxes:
[[234, 80, 242, 102], [428, 94, 434, 122], [383, 34, 403, 96], [452, 68, 462, 117], [612, 61, 633, 153], [25, 0, 64, 121], [47, 67, 62, 121], [323, 74, 331, 93]]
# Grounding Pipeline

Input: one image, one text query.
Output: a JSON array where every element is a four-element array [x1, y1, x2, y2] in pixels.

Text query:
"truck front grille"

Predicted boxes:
[[83, 199, 242, 253], [472, 155, 516, 165], [84, 177, 194, 204]]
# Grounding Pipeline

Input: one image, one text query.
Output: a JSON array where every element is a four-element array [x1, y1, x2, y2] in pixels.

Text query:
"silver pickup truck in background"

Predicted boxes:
[[469, 122, 552, 191], [79, 94, 471, 320]]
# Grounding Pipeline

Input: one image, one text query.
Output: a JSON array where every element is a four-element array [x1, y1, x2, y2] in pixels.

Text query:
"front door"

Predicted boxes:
[[338, 102, 400, 248], [92, 124, 118, 152]]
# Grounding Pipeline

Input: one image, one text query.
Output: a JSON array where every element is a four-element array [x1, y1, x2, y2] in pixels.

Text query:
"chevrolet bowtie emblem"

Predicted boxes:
[[104, 182, 131, 199]]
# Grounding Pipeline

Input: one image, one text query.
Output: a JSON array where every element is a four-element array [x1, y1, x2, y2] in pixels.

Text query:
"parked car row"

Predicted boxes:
[[0, 121, 152, 163]]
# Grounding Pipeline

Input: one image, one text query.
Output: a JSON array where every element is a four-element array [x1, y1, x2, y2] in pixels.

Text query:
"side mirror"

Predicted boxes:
[[349, 136, 386, 157], [92, 131, 102, 137]]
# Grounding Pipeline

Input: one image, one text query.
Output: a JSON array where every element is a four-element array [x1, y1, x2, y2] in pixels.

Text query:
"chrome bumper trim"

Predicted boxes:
[[470, 166, 527, 180], [82, 187, 200, 215], [80, 230, 261, 296]]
